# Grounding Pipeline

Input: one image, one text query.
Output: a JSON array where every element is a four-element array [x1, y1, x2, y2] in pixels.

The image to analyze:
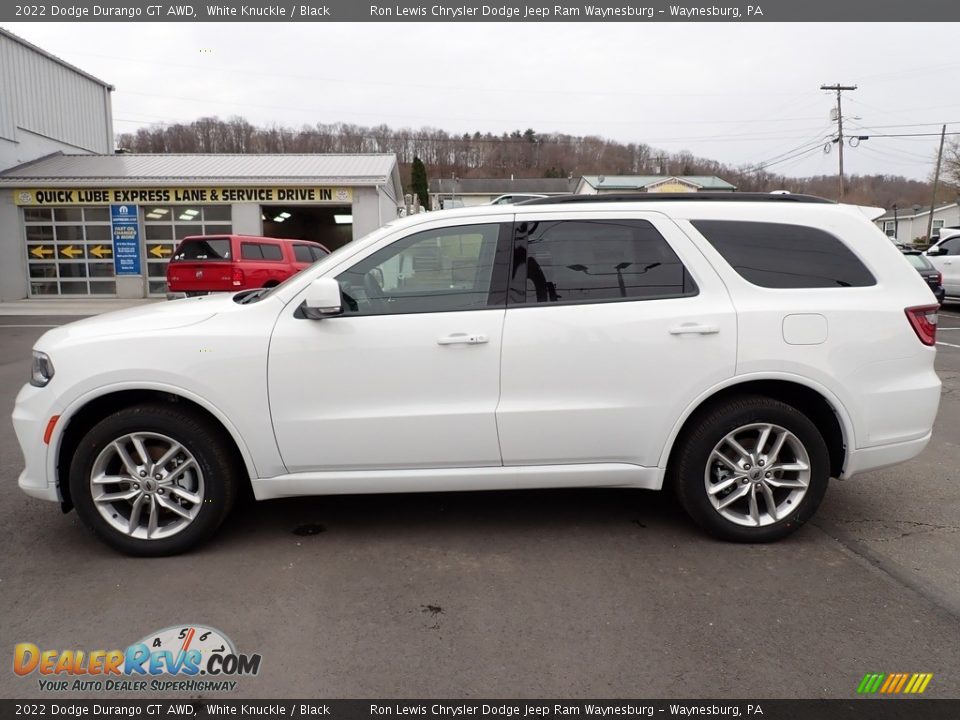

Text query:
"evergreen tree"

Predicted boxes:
[[411, 157, 429, 209]]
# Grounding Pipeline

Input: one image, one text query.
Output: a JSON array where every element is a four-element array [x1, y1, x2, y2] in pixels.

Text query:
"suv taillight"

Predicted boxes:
[[937, 271, 943, 286], [905, 305, 938, 346], [232, 267, 244, 287]]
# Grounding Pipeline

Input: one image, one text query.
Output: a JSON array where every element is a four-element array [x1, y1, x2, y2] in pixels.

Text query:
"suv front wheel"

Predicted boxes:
[[69, 403, 238, 556], [671, 396, 830, 542]]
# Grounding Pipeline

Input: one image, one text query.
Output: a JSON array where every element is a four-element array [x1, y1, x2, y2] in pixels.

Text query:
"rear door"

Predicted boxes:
[[928, 236, 960, 296], [496, 211, 737, 468]]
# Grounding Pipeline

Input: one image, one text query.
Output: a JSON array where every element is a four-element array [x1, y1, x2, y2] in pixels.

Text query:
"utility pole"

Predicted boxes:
[[821, 83, 857, 200], [926, 124, 947, 242]]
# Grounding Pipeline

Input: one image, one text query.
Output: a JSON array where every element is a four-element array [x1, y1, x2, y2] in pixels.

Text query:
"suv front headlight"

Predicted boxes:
[[30, 351, 55, 387]]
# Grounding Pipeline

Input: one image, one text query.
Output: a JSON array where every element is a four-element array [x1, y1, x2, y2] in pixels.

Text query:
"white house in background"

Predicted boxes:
[[874, 202, 960, 244], [576, 175, 736, 194]]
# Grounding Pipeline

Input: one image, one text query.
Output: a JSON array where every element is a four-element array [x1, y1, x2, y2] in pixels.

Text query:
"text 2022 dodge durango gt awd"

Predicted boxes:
[[14, 194, 941, 555]]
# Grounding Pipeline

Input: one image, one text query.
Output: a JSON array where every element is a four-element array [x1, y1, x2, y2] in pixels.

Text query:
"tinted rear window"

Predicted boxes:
[[691, 220, 875, 288], [293, 245, 314, 263], [904, 254, 933, 271], [173, 238, 230, 261]]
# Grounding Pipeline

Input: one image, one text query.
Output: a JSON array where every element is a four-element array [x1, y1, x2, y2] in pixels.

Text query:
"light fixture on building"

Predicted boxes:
[[178, 208, 201, 221], [334, 214, 353, 224], [272, 215, 286, 223]]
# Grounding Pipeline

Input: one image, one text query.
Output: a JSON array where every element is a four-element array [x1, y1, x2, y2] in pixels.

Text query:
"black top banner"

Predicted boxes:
[[4, 0, 960, 22]]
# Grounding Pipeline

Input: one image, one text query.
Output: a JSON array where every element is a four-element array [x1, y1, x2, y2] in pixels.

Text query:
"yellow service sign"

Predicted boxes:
[[14, 187, 353, 206]]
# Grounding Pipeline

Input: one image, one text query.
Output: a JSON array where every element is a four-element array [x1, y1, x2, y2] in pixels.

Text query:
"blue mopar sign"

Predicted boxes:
[[111, 204, 142, 275]]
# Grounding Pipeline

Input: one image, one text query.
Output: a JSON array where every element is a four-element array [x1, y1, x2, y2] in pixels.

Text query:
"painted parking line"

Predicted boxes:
[[936, 341, 960, 348], [0, 324, 62, 328]]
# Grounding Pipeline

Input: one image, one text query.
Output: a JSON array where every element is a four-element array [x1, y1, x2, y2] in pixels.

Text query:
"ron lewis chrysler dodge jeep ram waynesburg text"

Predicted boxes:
[[13, 194, 942, 555]]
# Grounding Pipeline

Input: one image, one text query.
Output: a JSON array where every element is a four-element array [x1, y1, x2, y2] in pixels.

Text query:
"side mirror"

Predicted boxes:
[[927, 246, 946, 256], [301, 277, 343, 320]]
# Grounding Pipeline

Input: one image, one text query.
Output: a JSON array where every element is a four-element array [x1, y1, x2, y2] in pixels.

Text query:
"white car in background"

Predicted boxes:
[[925, 228, 960, 298], [13, 193, 941, 555]]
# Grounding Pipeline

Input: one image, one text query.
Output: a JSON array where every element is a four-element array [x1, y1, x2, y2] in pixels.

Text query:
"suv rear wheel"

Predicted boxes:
[[671, 395, 830, 542], [69, 403, 238, 556]]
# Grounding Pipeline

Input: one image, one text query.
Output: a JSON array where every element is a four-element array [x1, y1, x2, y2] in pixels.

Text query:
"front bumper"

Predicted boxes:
[[12, 382, 60, 503]]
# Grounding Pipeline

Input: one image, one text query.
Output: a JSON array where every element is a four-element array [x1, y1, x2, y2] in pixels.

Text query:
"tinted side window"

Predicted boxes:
[[241, 243, 262, 260], [310, 246, 328, 261], [336, 223, 503, 315], [293, 245, 313, 263], [517, 219, 697, 305], [940, 238, 960, 255], [692, 220, 875, 288], [261, 243, 283, 260]]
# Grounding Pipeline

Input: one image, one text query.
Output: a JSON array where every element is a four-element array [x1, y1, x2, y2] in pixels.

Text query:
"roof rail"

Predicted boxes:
[[517, 192, 835, 206]]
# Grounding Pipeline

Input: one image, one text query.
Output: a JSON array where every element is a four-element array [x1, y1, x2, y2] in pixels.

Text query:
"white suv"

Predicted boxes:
[[13, 193, 942, 555]]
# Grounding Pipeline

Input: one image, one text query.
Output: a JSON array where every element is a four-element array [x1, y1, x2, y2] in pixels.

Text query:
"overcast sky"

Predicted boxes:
[[7, 22, 960, 180]]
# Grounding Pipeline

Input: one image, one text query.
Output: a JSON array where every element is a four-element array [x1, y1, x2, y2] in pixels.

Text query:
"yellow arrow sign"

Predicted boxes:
[[30, 246, 54, 258], [89, 245, 112, 258], [59, 245, 84, 259], [149, 245, 172, 258]]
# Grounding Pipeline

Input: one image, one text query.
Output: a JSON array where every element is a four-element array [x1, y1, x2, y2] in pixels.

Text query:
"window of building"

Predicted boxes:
[[23, 207, 116, 297], [337, 224, 501, 315], [883, 221, 896, 236], [691, 220, 876, 289], [515, 219, 697, 305]]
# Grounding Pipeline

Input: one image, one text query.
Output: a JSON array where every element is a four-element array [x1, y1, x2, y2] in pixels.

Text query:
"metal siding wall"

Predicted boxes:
[[0, 39, 18, 142], [0, 193, 27, 300], [0, 33, 112, 154]]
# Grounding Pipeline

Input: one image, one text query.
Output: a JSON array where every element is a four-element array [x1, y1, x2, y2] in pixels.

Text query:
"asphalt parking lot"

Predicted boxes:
[[1, 309, 959, 700]]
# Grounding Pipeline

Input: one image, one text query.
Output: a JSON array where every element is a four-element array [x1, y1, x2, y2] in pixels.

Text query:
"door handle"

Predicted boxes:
[[437, 333, 489, 346], [669, 323, 720, 335]]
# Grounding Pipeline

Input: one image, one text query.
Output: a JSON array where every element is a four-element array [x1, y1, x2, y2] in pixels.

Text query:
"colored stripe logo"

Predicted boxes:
[[857, 673, 933, 694]]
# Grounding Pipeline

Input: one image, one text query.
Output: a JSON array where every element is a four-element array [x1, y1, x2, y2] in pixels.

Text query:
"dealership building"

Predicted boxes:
[[0, 27, 403, 301], [0, 154, 403, 299]]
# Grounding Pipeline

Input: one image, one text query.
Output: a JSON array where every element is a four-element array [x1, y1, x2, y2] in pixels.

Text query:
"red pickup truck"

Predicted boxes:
[[166, 235, 329, 295]]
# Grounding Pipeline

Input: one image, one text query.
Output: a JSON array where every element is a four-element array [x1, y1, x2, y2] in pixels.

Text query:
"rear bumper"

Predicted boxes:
[[841, 431, 932, 479]]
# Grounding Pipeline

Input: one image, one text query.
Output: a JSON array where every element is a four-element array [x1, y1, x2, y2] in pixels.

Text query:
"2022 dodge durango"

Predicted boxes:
[[13, 193, 942, 555]]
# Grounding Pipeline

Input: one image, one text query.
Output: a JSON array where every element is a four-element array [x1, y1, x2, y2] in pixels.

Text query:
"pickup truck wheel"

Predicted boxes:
[[671, 396, 829, 542], [69, 404, 237, 556]]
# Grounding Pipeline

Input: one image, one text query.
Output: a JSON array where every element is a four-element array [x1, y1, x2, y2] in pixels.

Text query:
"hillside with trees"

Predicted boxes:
[[117, 116, 958, 209]]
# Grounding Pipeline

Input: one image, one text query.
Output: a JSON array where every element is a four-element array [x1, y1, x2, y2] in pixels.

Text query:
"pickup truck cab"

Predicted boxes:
[[166, 234, 329, 295]]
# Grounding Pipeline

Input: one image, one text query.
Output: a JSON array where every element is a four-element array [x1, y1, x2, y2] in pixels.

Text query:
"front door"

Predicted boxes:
[[268, 219, 512, 473]]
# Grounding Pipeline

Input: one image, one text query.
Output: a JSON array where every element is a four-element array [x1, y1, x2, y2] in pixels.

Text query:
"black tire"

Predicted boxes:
[[670, 395, 830, 543], [69, 403, 239, 556]]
